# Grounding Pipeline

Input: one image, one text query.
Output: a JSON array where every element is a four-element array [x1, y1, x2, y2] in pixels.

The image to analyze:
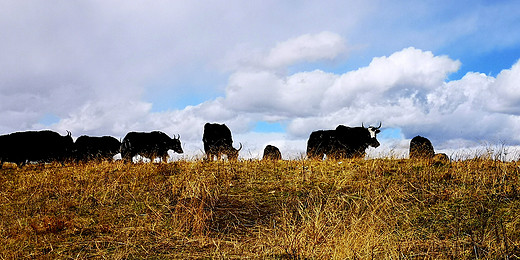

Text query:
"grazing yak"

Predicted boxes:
[[121, 131, 183, 162], [262, 145, 282, 160], [409, 135, 450, 163], [409, 135, 435, 159], [307, 123, 381, 160], [0, 130, 74, 168], [74, 135, 121, 162], [203, 123, 242, 161]]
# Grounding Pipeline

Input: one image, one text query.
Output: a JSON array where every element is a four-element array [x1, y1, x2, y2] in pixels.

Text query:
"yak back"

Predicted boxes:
[[409, 135, 435, 159], [203, 123, 234, 148], [263, 145, 282, 160]]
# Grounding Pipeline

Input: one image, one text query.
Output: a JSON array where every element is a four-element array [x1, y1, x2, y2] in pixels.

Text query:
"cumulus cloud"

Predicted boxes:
[[214, 41, 520, 152], [490, 61, 520, 114], [220, 44, 464, 136], [322, 47, 461, 112]]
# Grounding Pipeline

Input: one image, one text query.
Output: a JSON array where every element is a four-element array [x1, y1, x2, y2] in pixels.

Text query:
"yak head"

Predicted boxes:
[[362, 122, 382, 148], [63, 130, 74, 151], [226, 142, 242, 161], [170, 134, 184, 154]]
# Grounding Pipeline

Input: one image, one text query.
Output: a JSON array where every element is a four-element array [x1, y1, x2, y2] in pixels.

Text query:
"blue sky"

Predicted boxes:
[[1, 0, 520, 158]]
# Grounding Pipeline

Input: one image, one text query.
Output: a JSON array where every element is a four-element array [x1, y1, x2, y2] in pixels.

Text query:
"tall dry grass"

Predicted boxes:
[[0, 158, 519, 259]]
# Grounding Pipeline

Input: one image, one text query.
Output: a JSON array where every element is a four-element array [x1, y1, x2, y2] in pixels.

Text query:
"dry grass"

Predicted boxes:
[[1, 158, 520, 259]]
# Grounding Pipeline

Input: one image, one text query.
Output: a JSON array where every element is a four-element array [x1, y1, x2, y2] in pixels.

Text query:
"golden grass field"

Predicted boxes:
[[1, 157, 520, 259]]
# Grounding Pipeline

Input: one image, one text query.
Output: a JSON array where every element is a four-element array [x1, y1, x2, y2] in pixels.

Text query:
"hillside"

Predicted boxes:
[[1, 159, 519, 259]]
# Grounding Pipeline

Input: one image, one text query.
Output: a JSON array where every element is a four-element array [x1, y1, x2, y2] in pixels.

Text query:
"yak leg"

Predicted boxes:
[[307, 149, 323, 160], [205, 153, 213, 161], [16, 160, 26, 168]]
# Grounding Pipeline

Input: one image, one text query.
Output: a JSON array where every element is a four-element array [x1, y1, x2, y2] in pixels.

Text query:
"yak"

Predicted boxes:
[[203, 123, 242, 161], [120, 131, 183, 162], [0, 130, 74, 167], [74, 135, 121, 162], [409, 135, 435, 159], [307, 123, 381, 160], [262, 145, 282, 160]]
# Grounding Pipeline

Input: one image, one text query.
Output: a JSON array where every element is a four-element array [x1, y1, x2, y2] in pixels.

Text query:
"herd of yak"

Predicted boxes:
[[0, 122, 446, 168]]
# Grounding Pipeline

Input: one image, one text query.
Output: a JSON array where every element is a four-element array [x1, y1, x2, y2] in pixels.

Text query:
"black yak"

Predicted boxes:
[[0, 130, 74, 167], [307, 123, 381, 159], [262, 145, 282, 160], [121, 131, 183, 162], [203, 123, 242, 160]]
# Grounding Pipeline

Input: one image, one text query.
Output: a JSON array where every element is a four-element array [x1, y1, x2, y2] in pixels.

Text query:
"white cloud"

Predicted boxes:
[[225, 71, 284, 113], [263, 31, 346, 69], [223, 32, 345, 119], [322, 47, 461, 111], [280, 70, 338, 116], [224, 69, 337, 117], [490, 60, 520, 114], [53, 100, 153, 136]]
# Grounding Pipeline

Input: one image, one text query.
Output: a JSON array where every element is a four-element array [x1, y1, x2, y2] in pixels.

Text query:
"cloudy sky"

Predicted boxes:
[[1, 0, 520, 158]]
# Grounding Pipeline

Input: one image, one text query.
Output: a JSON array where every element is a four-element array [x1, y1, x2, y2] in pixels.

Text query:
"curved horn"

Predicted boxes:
[[176, 134, 180, 140], [66, 130, 71, 137], [376, 121, 382, 129], [237, 142, 243, 151]]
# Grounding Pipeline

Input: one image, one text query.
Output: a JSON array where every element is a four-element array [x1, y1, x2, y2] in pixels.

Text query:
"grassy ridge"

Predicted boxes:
[[1, 159, 520, 259]]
